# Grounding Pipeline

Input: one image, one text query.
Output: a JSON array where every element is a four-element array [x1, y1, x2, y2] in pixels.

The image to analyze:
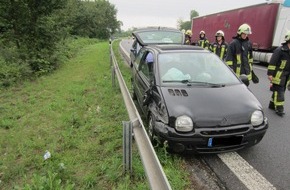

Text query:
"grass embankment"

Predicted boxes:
[[0, 39, 190, 189]]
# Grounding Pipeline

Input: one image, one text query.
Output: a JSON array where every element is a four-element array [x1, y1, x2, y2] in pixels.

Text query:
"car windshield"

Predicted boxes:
[[158, 52, 241, 86], [137, 31, 183, 44]]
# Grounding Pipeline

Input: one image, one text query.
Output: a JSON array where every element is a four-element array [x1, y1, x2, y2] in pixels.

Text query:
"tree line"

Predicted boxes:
[[178, 10, 199, 31], [0, 0, 120, 87]]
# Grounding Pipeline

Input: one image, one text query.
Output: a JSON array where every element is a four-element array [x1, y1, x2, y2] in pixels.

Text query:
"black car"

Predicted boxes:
[[131, 44, 268, 154], [130, 27, 185, 67]]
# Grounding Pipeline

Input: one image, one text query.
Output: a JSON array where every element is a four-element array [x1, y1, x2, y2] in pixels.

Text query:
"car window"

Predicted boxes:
[[158, 52, 240, 85], [132, 40, 137, 50], [139, 52, 154, 79], [136, 31, 183, 45], [135, 49, 146, 68], [132, 40, 142, 52]]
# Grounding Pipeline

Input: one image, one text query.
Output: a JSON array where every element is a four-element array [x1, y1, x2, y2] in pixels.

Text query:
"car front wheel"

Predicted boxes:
[[148, 114, 158, 146]]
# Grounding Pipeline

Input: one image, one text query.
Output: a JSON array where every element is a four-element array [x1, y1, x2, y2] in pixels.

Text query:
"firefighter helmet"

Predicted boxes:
[[237, 23, 252, 35], [284, 31, 290, 42], [200, 30, 205, 35], [215, 30, 224, 37], [185, 30, 192, 36]]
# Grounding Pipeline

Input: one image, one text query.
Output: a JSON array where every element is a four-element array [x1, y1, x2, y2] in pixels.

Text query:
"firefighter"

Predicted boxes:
[[267, 30, 290, 116], [225, 23, 258, 85], [210, 30, 228, 61], [185, 30, 193, 45], [198, 30, 209, 49]]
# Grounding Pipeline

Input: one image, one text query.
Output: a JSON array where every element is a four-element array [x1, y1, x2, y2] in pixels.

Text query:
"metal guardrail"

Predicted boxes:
[[110, 41, 172, 190]]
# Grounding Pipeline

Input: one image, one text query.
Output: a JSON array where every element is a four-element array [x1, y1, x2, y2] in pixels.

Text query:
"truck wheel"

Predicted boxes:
[[148, 114, 158, 146]]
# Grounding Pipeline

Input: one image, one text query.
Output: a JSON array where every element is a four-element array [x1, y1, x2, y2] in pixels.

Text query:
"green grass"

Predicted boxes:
[[0, 39, 190, 189]]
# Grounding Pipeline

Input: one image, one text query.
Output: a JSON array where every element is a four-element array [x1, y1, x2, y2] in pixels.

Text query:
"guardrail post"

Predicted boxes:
[[109, 40, 112, 67], [111, 66, 116, 87], [123, 121, 133, 175], [110, 43, 116, 87]]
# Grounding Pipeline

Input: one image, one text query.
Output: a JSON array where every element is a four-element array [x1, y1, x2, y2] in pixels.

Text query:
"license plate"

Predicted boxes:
[[208, 136, 243, 147]]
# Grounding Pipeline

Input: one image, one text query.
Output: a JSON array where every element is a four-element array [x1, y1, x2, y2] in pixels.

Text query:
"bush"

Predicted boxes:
[[0, 59, 32, 87], [0, 37, 101, 88]]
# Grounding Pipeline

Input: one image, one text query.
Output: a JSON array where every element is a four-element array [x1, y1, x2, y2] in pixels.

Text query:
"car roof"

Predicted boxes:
[[132, 26, 185, 46], [146, 45, 207, 53], [133, 26, 181, 33]]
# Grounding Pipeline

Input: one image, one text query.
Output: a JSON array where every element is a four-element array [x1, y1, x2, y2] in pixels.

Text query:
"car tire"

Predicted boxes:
[[148, 114, 158, 146]]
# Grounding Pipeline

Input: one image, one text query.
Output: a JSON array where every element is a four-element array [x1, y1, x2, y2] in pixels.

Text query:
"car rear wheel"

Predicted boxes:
[[148, 114, 158, 146]]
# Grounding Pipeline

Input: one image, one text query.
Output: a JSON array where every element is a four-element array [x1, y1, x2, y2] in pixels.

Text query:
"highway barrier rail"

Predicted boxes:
[[110, 40, 172, 190]]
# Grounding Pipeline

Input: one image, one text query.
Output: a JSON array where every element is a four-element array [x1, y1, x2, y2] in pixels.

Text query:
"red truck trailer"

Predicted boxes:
[[191, 0, 290, 63]]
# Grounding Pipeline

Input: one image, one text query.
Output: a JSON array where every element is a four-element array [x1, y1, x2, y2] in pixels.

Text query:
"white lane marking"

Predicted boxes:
[[218, 152, 276, 190]]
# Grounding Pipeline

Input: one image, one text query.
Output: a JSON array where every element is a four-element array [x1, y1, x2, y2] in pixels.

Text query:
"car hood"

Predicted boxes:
[[160, 84, 262, 127]]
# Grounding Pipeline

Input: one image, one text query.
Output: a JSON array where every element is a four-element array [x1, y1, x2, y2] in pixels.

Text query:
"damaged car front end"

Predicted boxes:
[[131, 43, 268, 154], [147, 86, 268, 154]]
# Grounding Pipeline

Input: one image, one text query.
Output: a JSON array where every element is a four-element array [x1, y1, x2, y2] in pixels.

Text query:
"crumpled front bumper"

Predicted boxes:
[[153, 118, 268, 154]]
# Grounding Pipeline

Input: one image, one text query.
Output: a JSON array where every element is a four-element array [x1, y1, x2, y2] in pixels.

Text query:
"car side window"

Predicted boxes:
[[135, 49, 145, 69], [136, 42, 141, 53], [139, 51, 154, 79], [132, 40, 137, 50], [132, 40, 142, 53]]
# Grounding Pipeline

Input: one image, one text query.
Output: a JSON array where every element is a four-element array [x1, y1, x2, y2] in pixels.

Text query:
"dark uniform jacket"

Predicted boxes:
[[184, 34, 191, 45], [225, 36, 253, 79], [198, 37, 210, 49], [267, 44, 290, 86], [210, 41, 228, 60]]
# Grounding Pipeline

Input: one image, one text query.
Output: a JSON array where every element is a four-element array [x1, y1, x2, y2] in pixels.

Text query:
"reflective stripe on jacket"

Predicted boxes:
[[210, 41, 228, 60], [267, 44, 290, 86], [198, 38, 210, 49], [225, 37, 253, 79]]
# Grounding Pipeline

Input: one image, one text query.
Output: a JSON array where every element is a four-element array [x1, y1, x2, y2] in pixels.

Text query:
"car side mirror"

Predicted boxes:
[[240, 74, 249, 86]]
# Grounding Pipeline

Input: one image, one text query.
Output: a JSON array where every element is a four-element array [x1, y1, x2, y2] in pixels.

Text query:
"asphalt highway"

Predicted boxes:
[[199, 63, 290, 190]]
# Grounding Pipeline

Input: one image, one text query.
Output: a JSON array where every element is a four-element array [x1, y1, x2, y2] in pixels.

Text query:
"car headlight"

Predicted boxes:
[[175, 115, 193, 132], [251, 110, 264, 126]]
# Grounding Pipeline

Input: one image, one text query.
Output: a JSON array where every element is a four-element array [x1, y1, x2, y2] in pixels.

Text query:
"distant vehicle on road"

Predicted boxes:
[[130, 28, 269, 153], [190, 0, 290, 64], [130, 27, 185, 67]]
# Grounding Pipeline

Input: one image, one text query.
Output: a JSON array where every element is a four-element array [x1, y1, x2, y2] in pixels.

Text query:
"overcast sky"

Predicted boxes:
[[108, 0, 273, 30]]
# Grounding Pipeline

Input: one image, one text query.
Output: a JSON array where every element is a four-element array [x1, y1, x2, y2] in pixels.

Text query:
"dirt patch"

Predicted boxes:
[[183, 155, 227, 190]]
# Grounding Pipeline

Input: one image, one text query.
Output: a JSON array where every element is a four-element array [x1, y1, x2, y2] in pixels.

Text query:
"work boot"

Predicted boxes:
[[276, 110, 285, 117], [268, 102, 275, 110], [275, 106, 285, 117]]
